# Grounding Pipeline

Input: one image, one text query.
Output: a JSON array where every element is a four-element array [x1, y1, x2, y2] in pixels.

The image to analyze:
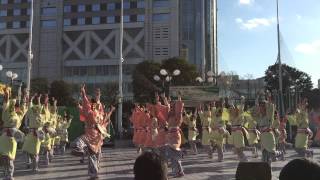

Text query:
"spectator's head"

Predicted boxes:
[[134, 151, 167, 180], [280, 158, 320, 180]]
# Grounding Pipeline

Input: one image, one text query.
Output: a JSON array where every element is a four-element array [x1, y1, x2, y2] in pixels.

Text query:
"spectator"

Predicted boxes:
[[279, 158, 320, 180], [134, 151, 168, 180]]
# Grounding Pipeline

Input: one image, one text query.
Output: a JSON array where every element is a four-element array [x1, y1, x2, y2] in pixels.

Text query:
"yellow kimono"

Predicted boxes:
[[183, 114, 198, 141], [258, 102, 276, 153], [211, 108, 228, 148], [199, 111, 211, 146], [295, 109, 310, 150], [228, 105, 246, 148], [246, 109, 259, 145], [22, 104, 45, 155], [0, 99, 27, 160], [42, 110, 57, 150], [56, 116, 72, 143]]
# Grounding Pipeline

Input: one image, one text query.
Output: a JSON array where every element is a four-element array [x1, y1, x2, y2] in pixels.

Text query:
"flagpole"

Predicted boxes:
[[277, 0, 285, 118], [117, 0, 124, 138], [26, 0, 34, 96]]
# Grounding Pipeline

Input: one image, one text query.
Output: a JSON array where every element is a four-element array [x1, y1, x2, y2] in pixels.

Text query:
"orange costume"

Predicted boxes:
[[142, 110, 154, 148], [130, 107, 145, 146], [155, 103, 169, 147], [166, 100, 184, 150]]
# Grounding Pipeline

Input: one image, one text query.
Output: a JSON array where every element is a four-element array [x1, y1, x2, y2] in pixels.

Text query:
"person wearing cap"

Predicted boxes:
[[294, 99, 313, 158], [22, 94, 46, 173], [0, 87, 28, 180], [165, 94, 185, 178], [228, 97, 248, 162]]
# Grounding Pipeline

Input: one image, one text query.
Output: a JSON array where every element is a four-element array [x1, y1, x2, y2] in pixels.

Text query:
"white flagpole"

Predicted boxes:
[[118, 0, 124, 138], [26, 0, 34, 96]]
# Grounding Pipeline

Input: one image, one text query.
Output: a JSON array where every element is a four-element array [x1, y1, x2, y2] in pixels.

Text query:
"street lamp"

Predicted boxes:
[[196, 71, 215, 84], [6, 71, 18, 86], [154, 69, 180, 93]]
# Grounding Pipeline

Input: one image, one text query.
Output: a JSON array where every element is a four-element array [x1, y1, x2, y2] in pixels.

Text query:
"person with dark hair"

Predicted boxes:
[[279, 159, 320, 180], [198, 104, 212, 158], [134, 151, 168, 180]]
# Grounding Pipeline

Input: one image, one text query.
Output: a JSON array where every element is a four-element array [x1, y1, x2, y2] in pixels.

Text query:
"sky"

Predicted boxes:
[[218, 0, 320, 87]]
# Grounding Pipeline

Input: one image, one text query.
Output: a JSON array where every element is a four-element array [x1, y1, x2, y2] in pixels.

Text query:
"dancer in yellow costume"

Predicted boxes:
[[211, 103, 230, 162], [0, 88, 27, 180], [246, 105, 260, 158], [228, 97, 248, 162], [294, 99, 313, 157], [198, 104, 212, 158], [183, 110, 198, 154], [257, 95, 284, 165], [22, 94, 46, 172], [56, 110, 73, 155], [42, 98, 58, 165]]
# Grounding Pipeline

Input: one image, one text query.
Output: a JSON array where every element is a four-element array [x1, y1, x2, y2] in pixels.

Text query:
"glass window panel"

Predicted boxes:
[[13, 8, 21, 16], [0, 22, 6, 29], [123, 1, 130, 9], [64, 19, 71, 26], [41, 7, 57, 16], [13, 21, 20, 28], [0, 10, 7, 17], [78, 17, 85, 25], [107, 16, 115, 24], [78, 4, 85, 12], [41, 20, 56, 28], [153, 0, 170, 8], [123, 15, 130, 23], [152, 13, 170, 22], [137, 1, 145, 8], [92, 16, 100, 25], [0, 0, 8, 4], [64, 5, 71, 13], [14, 0, 21, 3], [92, 4, 100, 11], [27, 8, 30, 15], [107, 3, 115, 10], [137, 14, 145, 22]]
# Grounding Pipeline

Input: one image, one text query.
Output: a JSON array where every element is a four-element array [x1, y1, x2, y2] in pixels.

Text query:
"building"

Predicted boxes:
[[179, 0, 218, 77], [318, 79, 320, 89], [0, 0, 217, 98]]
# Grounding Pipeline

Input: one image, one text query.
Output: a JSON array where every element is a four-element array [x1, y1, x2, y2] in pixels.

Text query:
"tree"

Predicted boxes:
[[31, 78, 49, 95], [305, 89, 320, 110], [100, 83, 118, 106], [50, 80, 75, 106], [265, 63, 313, 95], [132, 61, 162, 103], [132, 58, 199, 103]]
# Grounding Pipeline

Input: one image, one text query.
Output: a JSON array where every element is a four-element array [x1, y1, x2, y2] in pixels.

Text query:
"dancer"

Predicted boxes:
[[71, 84, 109, 179], [228, 97, 248, 162], [42, 97, 57, 165], [56, 110, 73, 155], [199, 104, 212, 158], [183, 110, 198, 155], [0, 88, 27, 180], [22, 94, 46, 172], [294, 99, 313, 158], [257, 93, 284, 165], [130, 104, 144, 153], [246, 105, 260, 158], [165, 93, 185, 177]]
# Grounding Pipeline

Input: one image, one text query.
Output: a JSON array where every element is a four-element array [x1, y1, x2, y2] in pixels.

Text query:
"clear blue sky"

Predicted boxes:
[[218, 0, 320, 87]]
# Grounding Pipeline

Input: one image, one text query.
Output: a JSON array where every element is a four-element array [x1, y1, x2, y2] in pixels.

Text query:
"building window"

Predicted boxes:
[[0, 10, 7, 17], [85, 4, 92, 12], [107, 16, 115, 24], [78, 4, 85, 12], [101, 3, 107, 11], [21, 8, 27, 15], [123, 1, 130, 9], [137, 14, 145, 22], [137, 0, 145, 8], [13, 8, 21, 16], [20, 21, 26, 28], [41, 7, 57, 16], [0, 0, 7, 5], [107, 3, 115, 10], [27, 8, 30, 15], [92, 4, 100, 11], [123, 15, 130, 23], [152, 13, 170, 22], [153, 0, 170, 8], [130, 15, 137, 22], [6, 21, 12, 28], [64, 19, 71, 26], [100, 16, 106, 24], [85, 17, 92, 24], [92, 16, 100, 25], [78, 17, 85, 25], [130, 1, 137, 9], [41, 20, 56, 28], [14, 0, 21, 3], [71, 18, 77, 25], [0, 22, 6, 29], [26, 20, 30, 27], [12, 21, 20, 28], [64, 5, 71, 13]]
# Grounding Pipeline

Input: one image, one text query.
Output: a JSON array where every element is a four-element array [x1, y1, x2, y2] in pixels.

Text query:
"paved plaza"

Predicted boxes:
[[3, 147, 320, 180]]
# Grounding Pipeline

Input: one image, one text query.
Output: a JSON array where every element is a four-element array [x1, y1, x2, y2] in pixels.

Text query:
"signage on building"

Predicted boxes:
[[169, 86, 220, 106]]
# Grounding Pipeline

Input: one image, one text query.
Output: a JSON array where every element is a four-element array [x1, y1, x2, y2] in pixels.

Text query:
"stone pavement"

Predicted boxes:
[[2, 148, 320, 180]]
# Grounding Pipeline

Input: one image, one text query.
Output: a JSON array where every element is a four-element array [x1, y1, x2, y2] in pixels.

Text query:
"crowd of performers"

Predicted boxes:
[[0, 87, 73, 180], [130, 91, 316, 177]]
